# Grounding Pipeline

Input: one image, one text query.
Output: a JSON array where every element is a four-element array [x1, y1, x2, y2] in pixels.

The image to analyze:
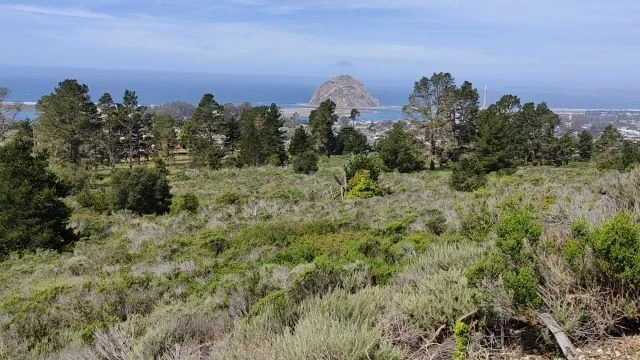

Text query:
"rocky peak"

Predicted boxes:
[[310, 75, 380, 108]]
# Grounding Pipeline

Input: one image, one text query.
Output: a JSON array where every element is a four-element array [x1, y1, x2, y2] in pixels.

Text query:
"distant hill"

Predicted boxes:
[[310, 75, 380, 108]]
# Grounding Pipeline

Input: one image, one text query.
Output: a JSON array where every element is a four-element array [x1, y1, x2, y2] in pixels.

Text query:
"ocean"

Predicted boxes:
[[3, 65, 640, 121]]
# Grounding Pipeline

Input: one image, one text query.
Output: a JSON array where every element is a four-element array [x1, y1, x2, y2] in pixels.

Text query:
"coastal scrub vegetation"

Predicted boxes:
[[0, 74, 640, 359]]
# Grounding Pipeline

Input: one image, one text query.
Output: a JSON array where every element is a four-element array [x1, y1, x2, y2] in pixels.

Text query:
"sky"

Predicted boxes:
[[1, 0, 640, 91]]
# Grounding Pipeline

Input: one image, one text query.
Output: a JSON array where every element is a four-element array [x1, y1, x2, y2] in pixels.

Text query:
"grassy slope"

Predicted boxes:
[[0, 157, 635, 359]]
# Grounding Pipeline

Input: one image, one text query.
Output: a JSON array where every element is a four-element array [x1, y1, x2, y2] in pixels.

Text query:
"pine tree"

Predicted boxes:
[[97, 92, 121, 166], [259, 103, 286, 164], [288, 126, 312, 156], [577, 130, 593, 161], [181, 93, 225, 168], [335, 126, 369, 155], [0, 123, 73, 257], [376, 122, 424, 173], [237, 106, 262, 166], [35, 79, 99, 165], [309, 99, 338, 156]]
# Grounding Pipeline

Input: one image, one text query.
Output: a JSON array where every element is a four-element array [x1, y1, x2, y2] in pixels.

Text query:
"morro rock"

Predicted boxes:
[[310, 75, 380, 108]]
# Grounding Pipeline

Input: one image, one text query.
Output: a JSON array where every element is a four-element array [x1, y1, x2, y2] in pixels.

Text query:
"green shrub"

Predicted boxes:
[[563, 238, 587, 269], [216, 191, 242, 206], [170, 192, 200, 214], [503, 266, 540, 308], [589, 212, 640, 284], [271, 242, 322, 266], [450, 155, 487, 192], [292, 151, 318, 175], [111, 168, 172, 215], [495, 210, 541, 263], [76, 188, 111, 213], [345, 170, 382, 200], [345, 154, 380, 181], [384, 215, 417, 235], [288, 258, 343, 303]]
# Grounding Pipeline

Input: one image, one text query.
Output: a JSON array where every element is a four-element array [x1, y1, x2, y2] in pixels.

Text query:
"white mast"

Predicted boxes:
[[482, 85, 488, 110]]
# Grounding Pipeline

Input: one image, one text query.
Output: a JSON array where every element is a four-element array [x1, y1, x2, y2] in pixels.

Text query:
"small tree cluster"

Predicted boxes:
[[111, 167, 172, 215], [376, 122, 424, 173]]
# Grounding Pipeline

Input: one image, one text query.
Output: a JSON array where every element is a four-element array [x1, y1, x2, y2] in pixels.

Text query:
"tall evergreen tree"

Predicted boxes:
[[577, 130, 593, 161], [309, 99, 338, 156], [259, 103, 286, 164], [475, 95, 523, 172], [237, 106, 262, 166], [0, 123, 73, 257], [152, 114, 177, 159], [555, 133, 576, 166], [181, 93, 225, 168], [117, 90, 150, 164], [97, 92, 122, 166], [335, 126, 369, 155], [221, 103, 241, 152], [288, 126, 312, 156], [454, 81, 480, 146], [403, 72, 457, 164], [35, 79, 99, 165], [376, 122, 424, 173]]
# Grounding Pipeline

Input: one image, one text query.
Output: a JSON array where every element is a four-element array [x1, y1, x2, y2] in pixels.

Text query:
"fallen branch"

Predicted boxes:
[[536, 312, 578, 360]]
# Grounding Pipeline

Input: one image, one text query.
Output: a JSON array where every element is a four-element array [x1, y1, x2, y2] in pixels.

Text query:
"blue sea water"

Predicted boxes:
[[3, 65, 640, 121]]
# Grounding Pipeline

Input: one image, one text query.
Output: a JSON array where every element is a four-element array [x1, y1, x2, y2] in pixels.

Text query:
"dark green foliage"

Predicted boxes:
[[594, 125, 640, 170], [221, 103, 241, 151], [376, 122, 424, 173], [216, 191, 243, 206], [181, 94, 225, 169], [344, 170, 382, 200], [288, 126, 312, 156], [309, 99, 338, 156], [335, 126, 369, 155], [238, 104, 286, 166], [171, 193, 199, 214], [0, 124, 73, 257], [474, 95, 523, 172], [292, 151, 319, 174], [35, 79, 99, 165], [577, 130, 593, 161], [111, 168, 172, 215], [345, 154, 380, 182], [450, 155, 487, 192], [589, 212, 640, 284], [555, 133, 576, 165]]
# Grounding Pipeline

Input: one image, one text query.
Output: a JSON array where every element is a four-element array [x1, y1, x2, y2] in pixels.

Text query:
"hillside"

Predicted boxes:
[[0, 155, 639, 359]]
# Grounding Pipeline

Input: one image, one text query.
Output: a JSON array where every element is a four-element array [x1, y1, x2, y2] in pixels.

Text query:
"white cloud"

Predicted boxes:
[[0, 4, 112, 19]]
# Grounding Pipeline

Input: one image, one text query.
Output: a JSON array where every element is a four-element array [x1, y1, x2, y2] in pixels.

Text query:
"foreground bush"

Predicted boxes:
[[170, 192, 200, 214], [584, 213, 640, 285], [345, 170, 382, 200], [292, 151, 318, 174], [345, 154, 380, 182], [111, 167, 172, 215], [0, 124, 73, 257], [450, 155, 487, 192]]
